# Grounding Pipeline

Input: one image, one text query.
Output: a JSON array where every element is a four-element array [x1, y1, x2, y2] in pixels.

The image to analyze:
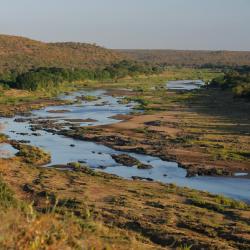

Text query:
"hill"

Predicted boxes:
[[0, 34, 125, 77], [118, 49, 250, 67], [2, 34, 250, 78]]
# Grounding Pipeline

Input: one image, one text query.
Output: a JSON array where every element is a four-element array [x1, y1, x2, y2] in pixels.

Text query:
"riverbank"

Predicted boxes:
[[0, 157, 249, 249], [0, 68, 219, 115], [0, 88, 73, 117]]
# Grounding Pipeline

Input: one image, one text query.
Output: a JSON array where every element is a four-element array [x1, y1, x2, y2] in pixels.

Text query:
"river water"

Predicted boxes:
[[1, 87, 250, 203], [167, 80, 205, 90]]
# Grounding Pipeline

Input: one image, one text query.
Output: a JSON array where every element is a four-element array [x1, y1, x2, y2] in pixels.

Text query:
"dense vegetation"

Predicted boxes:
[[3, 60, 164, 91], [210, 68, 250, 100], [119, 49, 250, 68], [0, 34, 125, 80]]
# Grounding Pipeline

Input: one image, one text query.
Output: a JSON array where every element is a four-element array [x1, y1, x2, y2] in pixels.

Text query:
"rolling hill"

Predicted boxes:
[[118, 49, 250, 67], [1, 34, 250, 78], [0, 34, 125, 76]]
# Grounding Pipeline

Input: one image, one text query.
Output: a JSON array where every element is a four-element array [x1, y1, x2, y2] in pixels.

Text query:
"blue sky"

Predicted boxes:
[[0, 0, 250, 50]]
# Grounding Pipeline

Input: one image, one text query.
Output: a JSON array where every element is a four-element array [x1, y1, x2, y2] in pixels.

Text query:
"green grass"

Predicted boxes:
[[177, 244, 192, 250], [214, 195, 248, 210], [0, 177, 17, 209], [15, 144, 51, 165], [0, 95, 37, 105], [188, 193, 248, 212]]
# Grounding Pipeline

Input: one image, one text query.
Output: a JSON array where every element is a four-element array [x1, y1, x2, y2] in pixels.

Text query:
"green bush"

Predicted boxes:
[[0, 178, 17, 208], [210, 70, 250, 100]]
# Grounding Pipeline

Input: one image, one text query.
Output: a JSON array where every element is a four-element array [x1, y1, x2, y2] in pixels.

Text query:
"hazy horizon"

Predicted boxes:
[[1, 0, 250, 51]]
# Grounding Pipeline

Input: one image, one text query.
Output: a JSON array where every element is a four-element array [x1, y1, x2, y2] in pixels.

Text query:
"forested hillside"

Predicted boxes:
[[118, 49, 250, 67], [0, 34, 125, 80]]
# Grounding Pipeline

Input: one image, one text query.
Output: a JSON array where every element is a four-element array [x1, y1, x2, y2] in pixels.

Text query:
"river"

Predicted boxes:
[[1, 86, 250, 203]]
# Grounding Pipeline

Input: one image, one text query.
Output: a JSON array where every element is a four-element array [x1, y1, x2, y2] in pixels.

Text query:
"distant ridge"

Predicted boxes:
[[0, 34, 125, 75], [1, 34, 250, 77], [117, 49, 250, 67]]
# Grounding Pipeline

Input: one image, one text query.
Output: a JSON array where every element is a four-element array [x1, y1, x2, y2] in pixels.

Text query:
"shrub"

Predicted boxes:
[[210, 70, 250, 100], [0, 178, 17, 208]]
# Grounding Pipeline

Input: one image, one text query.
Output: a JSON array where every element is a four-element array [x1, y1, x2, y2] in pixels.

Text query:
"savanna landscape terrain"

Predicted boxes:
[[0, 34, 250, 250], [118, 49, 250, 68]]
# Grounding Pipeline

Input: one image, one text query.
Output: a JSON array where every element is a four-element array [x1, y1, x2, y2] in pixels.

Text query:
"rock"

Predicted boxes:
[[14, 118, 29, 123], [186, 167, 232, 177], [94, 135, 133, 146], [131, 147, 146, 154], [64, 118, 97, 123], [144, 120, 163, 126], [45, 129, 57, 134], [131, 176, 154, 181], [111, 154, 137, 166], [186, 171, 197, 178], [17, 140, 30, 144], [97, 166, 107, 170], [31, 133, 41, 136], [23, 184, 34, 193], [47, 110, 71, 113], [78, 160, 86, 164], [112, 154, 153, 169], [137, 163, 153, 169], [16, 132, 29, 136]]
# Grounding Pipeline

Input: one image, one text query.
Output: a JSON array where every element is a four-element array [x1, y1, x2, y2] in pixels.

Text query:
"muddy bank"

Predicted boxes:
[[55, 125, 242, 177], [0, 98, 69, 117]]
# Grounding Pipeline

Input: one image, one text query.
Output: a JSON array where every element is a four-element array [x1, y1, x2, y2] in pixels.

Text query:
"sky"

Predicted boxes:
[[0, 0, 250, 50]]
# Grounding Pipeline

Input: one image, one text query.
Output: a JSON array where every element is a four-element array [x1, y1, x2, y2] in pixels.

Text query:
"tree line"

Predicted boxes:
[[210, 69, 250, 100], [0, 60, 164, 91]]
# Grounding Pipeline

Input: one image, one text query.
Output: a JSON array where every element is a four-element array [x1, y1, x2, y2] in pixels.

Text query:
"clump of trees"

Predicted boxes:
[[3, 60, 164, 91], [14, 67, 93, 91], [210, 69, 250, 100]]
